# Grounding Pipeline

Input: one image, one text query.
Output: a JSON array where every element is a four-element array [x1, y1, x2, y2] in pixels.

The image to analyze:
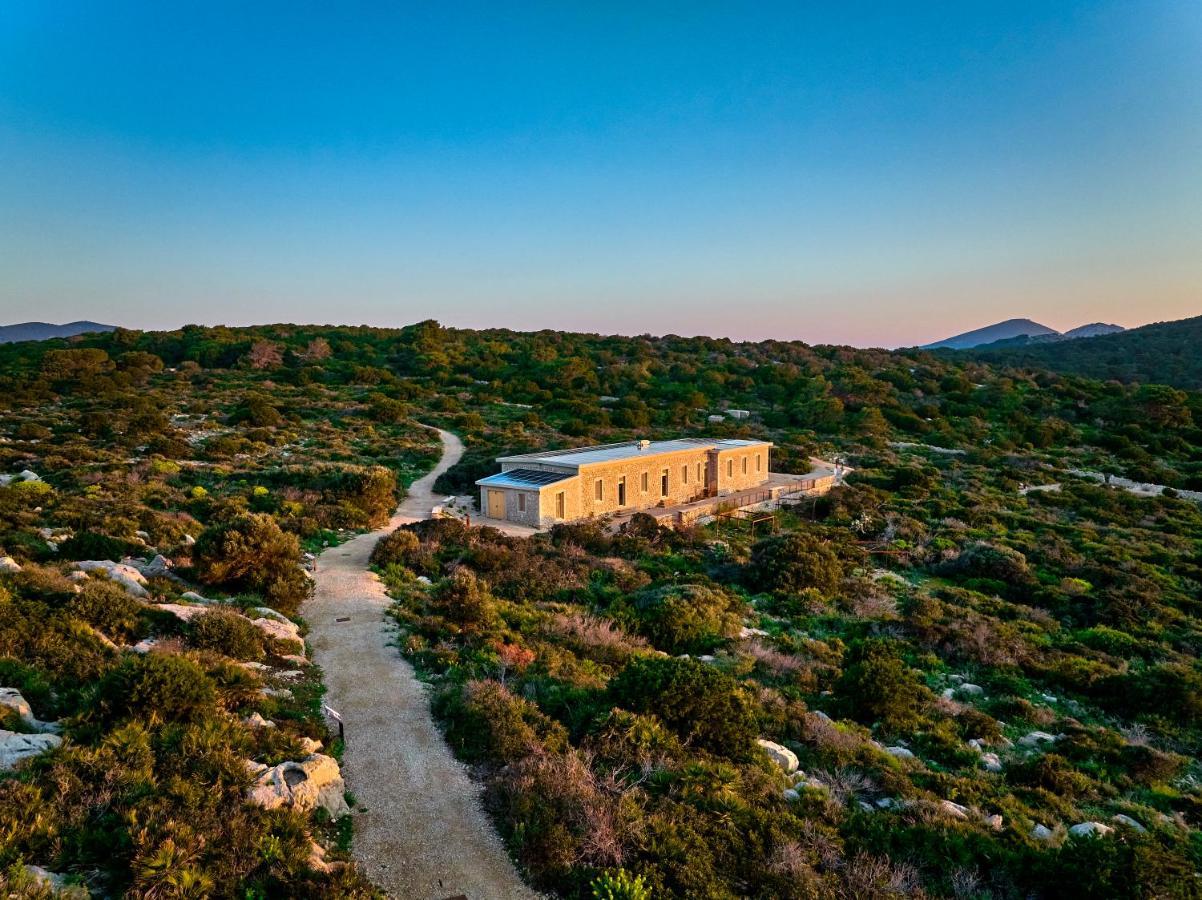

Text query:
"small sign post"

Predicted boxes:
[[323, 704, 344, 742]]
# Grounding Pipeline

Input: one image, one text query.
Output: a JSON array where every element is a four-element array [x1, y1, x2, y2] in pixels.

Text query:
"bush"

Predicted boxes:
[[66, 580, 146, 643], [627, 583, 745, 654], [438, 679, 568, 764], [370, 528, 420, 569], [835, 638, 929, 734], [608, 656, 758, 758], [746, 532, 845, 596], [57, 531, 136, 562], [430, 569, 498, 633], [192, 513, 311, 617], [189, 607, 265, 660], [95, 653, 217, 724], [592, 868, 652, 900]]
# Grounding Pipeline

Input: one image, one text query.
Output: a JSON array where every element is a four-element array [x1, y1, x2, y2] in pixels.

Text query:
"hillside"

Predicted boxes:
[[1, 322, 1201, 897], [0, 321, 116, 344], [963, 314, 1202, 388]]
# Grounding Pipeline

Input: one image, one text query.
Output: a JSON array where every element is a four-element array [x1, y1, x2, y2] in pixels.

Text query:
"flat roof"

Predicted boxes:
[[476, 468, 577, 490], [497, 437, 771, 469]]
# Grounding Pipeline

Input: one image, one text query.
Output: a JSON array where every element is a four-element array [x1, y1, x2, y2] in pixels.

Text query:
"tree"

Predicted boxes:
[[746, 532, 845, 596], [192, 513, 311, 616]]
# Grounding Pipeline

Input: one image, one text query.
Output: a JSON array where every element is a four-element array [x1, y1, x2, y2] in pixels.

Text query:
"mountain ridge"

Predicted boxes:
[[0, 321, 117, 344]]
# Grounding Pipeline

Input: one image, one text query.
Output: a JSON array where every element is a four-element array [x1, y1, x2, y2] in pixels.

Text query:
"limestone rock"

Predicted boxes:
[[980, 752, 1003, 772], [0, 556, 22, 573], [1112, 814, 1146, 833], [246, 753, 350, 818], [958, 683, 984, 696], [782, 788, 800, 802], [74, 560, 149, 597], [0, 687, 33, 722], [939, 800, 969, 819], [244, 712, 276, 729], [885, 746, 915, 759], [252, 616, 302, 645], [1069, 821, 1113, 838], [155, 603, 208, 622], [1019, 730, 1058, 748], [131, 638, 159, 653], [985, 814, 1004, 831], [0, 730, 61, 770], [181, 590, 217, 604], [1031, 823, 1054, 841], [756, 738, 799, 774]]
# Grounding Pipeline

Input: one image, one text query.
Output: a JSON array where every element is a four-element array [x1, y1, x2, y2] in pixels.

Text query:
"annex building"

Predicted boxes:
[[475, 437, 773, 528]]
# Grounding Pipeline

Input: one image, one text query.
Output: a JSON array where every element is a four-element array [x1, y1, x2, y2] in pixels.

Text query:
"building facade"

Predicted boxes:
[[476, 437, 772, 528]]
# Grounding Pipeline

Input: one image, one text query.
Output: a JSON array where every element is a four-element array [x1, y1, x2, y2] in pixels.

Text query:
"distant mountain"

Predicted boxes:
[[1060, 322, 1125, 340], [923, 318, 1059, 350], [963, 314, 1202, 389], [0, 321, 116, 344]]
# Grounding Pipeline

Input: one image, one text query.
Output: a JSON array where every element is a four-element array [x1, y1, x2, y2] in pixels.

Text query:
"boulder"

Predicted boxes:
[[939, 800, 970, 819], [782, 788, 801, 802], [980, 752, 1003, 773], [885, 746, 915, 759], [141, 554, 173, 577], [279, 653, 311, 667], [1031, 823, 1054, 841], [131, 638, 159, 654], [958, 683, 984, 697], [0, 687, 33, 722], [739, 626, 769, 639], [0, 556, 22, 573], [244, 712, 276, 729], [155, 603, 208, 622], [0, 730, 61, 770], [1019, 731, 1058, 748], [756, 738, 799, 774], [246, 753, 350, 818], [1112, 814, 1146, 833], [74, 560, 149, 598], [252, 616, 302, 645], [181, 590, 218, 604], [1069, 821, 1113, 838], [985, 814, 1004, 831]]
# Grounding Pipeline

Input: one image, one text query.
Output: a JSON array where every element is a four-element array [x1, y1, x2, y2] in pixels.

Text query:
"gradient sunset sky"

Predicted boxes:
[[1, 1, 1199, 347]]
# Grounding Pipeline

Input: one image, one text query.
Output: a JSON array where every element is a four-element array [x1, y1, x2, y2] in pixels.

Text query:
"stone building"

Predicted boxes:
[[476, 437, 772, 528]]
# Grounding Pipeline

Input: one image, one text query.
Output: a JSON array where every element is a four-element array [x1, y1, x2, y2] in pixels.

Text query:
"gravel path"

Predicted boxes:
[[305, 428, 538, 900]]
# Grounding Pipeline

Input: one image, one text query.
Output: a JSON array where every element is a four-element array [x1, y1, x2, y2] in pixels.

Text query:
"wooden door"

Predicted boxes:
[[487, 490, 505, 519]]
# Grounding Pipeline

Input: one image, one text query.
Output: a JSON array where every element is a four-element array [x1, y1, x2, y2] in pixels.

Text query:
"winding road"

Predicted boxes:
[[304, 428, 537, 899]]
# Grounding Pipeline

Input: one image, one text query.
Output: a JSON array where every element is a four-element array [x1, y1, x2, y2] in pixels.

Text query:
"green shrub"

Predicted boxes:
[[608, 656, 758, 758], [592, 868, 652, 900], [370, 528, 420, 569], [57, 531, 136, 562], [95, 653, 217, 724], [430, 569, 498, 633], [746, 532, 845, 596], [835, 638, 929, 734], [627, 583, 745, 654], [66, 580, 146, 642], [189, 607, 265, 660], [192, 513, 311, 617], [438, 679, 567, 764]]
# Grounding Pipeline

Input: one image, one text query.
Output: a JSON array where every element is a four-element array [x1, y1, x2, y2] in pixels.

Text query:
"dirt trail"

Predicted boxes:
[[305, 428, 537, 899]]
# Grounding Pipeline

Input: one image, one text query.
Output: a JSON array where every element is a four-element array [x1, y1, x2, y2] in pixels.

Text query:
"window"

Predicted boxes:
[[556, 491, 565, 518], [595, 479, 604, 502], [756, 453, 762, 472], [727, 459, 733, 478], [742, 456, 748, 475], [682, 464, 688, 484], [618, 477, 626, 506], [518, 493, 526, 512], [661, 469, 669, 497], [641, 471, 648, 492], [697, 462, 702, 483]]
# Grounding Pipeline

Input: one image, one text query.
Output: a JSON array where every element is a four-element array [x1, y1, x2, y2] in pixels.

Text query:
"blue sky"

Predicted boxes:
[[1, 1, 1199, 346]]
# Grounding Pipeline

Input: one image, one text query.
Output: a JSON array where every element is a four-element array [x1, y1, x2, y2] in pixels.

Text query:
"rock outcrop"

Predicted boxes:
[[74, 560, 149, 597], [756, 738, 799, 774], [246, 753, 350, 818], [0, 556, 22, 573], [0, 730, 62, 770]]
